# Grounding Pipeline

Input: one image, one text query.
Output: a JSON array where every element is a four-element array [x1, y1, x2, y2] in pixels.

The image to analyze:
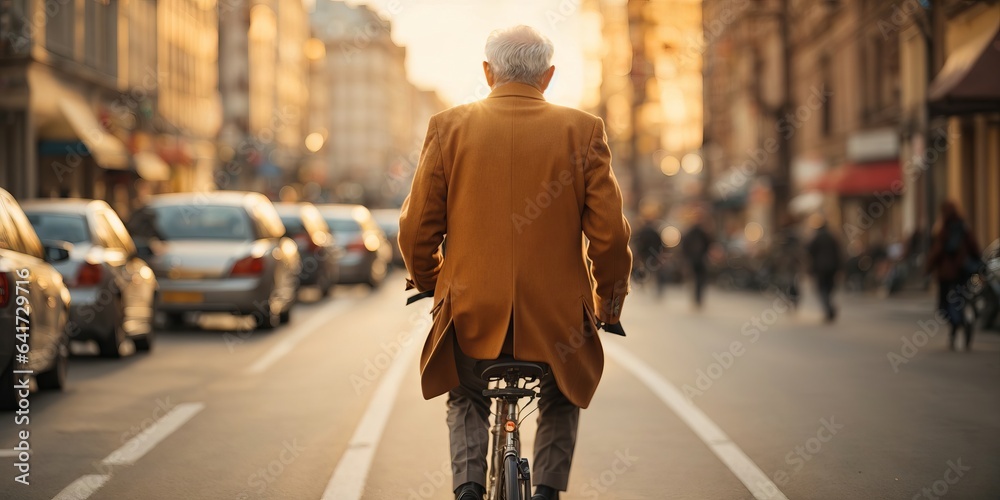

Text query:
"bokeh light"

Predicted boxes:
[[660, 156, 680, 176]]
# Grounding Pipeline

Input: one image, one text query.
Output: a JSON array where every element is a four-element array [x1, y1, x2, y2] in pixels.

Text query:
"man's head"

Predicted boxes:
[[483, 25, 555, 91]]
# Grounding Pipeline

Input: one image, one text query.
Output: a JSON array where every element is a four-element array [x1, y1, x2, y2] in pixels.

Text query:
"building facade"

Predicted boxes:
[[703, 0, 912, 253], [0, 0, 219, 214], [218, 0, 310, 197], [310, 0, 416, 205]]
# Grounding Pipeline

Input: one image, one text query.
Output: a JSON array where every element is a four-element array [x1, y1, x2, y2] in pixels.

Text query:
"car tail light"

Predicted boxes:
[[0, 273, 8, 308], [230, 255, 264, 276], [75, 262, 103, 287]]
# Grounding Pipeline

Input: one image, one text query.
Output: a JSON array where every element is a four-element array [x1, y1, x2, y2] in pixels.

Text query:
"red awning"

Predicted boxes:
[[805, 161, 903, 196]]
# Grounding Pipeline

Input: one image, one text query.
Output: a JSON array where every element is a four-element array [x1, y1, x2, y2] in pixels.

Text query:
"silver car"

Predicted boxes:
[[127, 192, 300, 330], [23, 199, 157, 357], [316, 204, 392, 288], [370, 208, 404, 266], [0, 188, 72, 410], [274, 202, 340, 297]]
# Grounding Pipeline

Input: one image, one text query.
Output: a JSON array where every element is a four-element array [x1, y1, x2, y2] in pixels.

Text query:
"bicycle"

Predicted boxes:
[[406, 289, 625, 499], [476, 356, 547, 500]]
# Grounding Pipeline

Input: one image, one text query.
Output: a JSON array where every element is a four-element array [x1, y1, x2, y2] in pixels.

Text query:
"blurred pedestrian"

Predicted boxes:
[[633, 215, 666, 296], [682, 214, 712, 308], [926, 201, 982, 350], [773, 221, 803, 309], [807, 221, 842, 322], [399, 26, 632, 500]]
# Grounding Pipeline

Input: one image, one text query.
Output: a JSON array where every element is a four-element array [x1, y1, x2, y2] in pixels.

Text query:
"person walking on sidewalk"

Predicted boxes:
[[807, 221, 842, 322], [682, 213, 712, 308], [927, 200, 982, 350], [633, 214, 666, 297], [399, 26, 632, 500]]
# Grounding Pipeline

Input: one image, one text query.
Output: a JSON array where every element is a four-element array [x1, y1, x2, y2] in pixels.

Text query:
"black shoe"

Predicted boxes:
[[455, 481, 485, 500], [532, 485, 560, 500]]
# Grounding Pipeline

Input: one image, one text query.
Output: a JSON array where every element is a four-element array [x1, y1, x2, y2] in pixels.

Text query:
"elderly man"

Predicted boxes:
[[399, 25, 632, 500]]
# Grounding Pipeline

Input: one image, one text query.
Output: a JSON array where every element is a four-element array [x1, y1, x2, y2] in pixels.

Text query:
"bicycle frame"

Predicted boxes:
[[486, 377, 535, 500]]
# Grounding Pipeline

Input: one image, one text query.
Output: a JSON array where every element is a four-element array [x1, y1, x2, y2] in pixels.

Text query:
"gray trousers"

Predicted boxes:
[[447, 333, 580, 492]]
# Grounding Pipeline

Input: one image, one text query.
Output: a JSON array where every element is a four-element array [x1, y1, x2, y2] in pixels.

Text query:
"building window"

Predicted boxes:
[[0, 0, 31, 56], [45, 0, 75, 59], [85, 0, 118, 77]]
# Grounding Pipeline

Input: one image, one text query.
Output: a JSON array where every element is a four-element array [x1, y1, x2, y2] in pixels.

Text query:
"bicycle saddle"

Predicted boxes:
[[476, 357, 548, 382]]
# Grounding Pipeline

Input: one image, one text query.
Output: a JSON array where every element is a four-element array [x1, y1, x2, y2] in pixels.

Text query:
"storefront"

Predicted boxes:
[[927, 3, 1000, 246]]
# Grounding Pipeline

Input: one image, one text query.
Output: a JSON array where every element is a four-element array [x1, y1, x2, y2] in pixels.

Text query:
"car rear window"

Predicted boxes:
[[130, 205, 254, 241], [26, 213, 90, 243], [279, 215, 306, 235], [324, 217, 361, 233]]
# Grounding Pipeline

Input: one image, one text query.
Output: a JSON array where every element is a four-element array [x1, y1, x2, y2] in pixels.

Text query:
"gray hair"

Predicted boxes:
[[485, 25, 554, 87]]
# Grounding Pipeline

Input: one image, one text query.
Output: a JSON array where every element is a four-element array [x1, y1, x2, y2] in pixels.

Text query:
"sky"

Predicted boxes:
[[341, 0, 593, 107]]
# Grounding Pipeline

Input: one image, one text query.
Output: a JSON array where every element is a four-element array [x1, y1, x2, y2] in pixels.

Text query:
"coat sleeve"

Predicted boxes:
[[398, 115, 447, 292], [581, 117, 632, 323]]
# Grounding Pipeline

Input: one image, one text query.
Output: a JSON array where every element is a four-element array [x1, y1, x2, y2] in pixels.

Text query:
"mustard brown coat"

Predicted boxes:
[[398, 82, 632, 409]]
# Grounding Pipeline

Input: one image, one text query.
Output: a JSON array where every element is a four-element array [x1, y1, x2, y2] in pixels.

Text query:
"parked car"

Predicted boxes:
[[274, 202, 340, 297], [316, 204, 391, 288], [370, 208, 403, 266], [23, 199, 157, 357], [126, 192, 300, 330], [0, 188, 72, 410]]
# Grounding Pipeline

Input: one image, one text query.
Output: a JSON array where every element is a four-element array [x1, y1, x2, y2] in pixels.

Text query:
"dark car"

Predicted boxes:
[[0, 189, 72, 410], [127, 192, 301, 330], [23, 199, 158, 357], [316, 204, 391, 288], [371, 208, 403, 266], [274, 202, 340, 297]]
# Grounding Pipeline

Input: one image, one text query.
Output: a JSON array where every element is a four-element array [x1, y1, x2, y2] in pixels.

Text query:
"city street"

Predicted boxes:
[[1, 272, 997, 500]]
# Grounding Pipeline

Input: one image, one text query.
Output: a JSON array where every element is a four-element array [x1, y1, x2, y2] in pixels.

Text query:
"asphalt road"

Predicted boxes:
[[1, 272, 998, 500]]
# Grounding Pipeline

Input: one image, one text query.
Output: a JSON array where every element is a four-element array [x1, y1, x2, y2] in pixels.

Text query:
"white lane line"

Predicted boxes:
[[51, 475, 111, 500], [246, 299, 356, 374], [50, 402, 204, 500], [603, 340, 789, 500], [102, 402, 206, 466], [321, 320, 423, 500]]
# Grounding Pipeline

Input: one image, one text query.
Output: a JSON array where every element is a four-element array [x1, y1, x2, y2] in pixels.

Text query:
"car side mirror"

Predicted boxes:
[[41, 240, 72, 263]]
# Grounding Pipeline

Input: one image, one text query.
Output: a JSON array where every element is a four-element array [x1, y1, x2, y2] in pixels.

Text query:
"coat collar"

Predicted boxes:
[[488, 82, 546, 101]]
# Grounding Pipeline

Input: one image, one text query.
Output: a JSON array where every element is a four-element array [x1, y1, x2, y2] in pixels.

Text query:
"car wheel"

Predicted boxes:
[[99, 323, 126, 358], [368, 261, 386, 289], [99, 297, 127, 358], [37, 340, 68, 391], [163, 312, 186, 330], [0, 357, 19, 411], [253, 307, 279, 330], [133, 330, 154, 353]]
